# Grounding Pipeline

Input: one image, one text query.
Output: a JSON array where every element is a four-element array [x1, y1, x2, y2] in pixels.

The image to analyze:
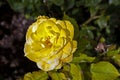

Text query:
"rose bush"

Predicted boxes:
[[24, 16, 77, 71]]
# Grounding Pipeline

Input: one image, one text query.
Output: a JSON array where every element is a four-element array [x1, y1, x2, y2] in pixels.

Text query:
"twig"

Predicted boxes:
[[81, 15, 101, 26]]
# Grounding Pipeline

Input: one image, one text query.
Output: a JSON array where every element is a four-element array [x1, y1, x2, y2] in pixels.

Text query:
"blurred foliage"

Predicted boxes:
[[23, 70, 48, 80], [0, 1, 4, 7], [91, 61, 120, 80], [3, 0, 120, 80]]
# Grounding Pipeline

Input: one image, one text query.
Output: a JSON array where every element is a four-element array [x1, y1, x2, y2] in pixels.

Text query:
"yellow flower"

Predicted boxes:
[[24, 16, 77, 71]]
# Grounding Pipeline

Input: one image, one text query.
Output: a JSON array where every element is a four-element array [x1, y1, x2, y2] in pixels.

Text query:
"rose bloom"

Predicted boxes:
[[24, 16, 77, 71]]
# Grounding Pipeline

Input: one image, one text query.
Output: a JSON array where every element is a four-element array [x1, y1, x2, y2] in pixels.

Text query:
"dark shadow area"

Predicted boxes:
[[0, 1, 38, 80]]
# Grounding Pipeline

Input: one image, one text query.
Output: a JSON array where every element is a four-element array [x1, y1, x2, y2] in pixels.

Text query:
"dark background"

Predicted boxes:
[[0, 1, 38, 80]]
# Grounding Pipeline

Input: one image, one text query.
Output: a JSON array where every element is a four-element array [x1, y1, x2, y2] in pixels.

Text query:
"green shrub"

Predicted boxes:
[[7, 0, 120, 80]]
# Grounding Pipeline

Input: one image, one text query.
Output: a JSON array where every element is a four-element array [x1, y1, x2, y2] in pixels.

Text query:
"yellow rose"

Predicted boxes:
[[24, 16, 77, 71]]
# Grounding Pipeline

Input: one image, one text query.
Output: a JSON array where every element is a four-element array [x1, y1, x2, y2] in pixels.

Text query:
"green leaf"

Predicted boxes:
[[85, 0, 102, 7], [80, 26, 95, 39], [76, 0, 84, 7], [80, 63, 92, 80], [95, 16, 109, 30], [23, 70, 48, 80], [107, 48, 120, 57], [72, 54, 95, 63], [90, 6, 99, 16], [107, 44, 117, 51], [62, 64, 70, 72], [112, 54, 120, 67], [87, 29, 94, 39], [7, 0, 24, 12], [70, 63, 83, 80], [115, 77, 120, 80], [48, 71, 60, 80], [49, 0, 64, 6], [63, 14, 79, 40], [58, 72, 68, 80], [72, 8, 79, 15], [63, 0, 75, 10], [75, 38, 90, 52], [109, 0, 120, 6], [90, 61, 120, 80], [61, 64, 72, 79], [48, 71, 67, 80]]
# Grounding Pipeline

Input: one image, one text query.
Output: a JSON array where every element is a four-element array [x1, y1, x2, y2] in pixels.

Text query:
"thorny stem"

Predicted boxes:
[[81, 15, 101, 26]]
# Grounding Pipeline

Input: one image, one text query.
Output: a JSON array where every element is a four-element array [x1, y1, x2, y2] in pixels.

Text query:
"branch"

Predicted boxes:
[[81, 15, 101, 26]]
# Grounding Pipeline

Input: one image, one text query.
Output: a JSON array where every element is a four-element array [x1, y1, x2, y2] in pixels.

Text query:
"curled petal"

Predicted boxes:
[[64, 21, 74, 39]]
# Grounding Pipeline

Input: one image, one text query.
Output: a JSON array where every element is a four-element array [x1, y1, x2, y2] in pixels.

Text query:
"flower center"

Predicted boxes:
[[41, 37, 52, 48], [44, 38, 52, 47]]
